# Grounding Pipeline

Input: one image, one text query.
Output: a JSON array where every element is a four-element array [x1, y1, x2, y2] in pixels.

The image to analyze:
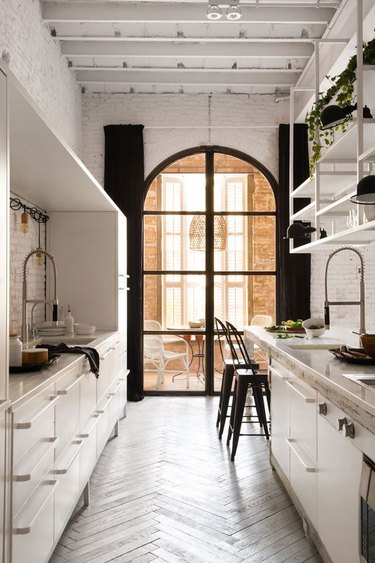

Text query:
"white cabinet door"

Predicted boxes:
[[317, 411, 362, 563], [48, 211, 118, 330], [270, 362, 289, 478], [0, 69, 8, 399]]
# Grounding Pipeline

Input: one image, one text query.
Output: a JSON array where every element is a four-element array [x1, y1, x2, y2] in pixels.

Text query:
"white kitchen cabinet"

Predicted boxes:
[[269, 361, 290, 478], [317, 395, 362, 563], [0, 68, 8, 400], [48, 211, 127, 332]]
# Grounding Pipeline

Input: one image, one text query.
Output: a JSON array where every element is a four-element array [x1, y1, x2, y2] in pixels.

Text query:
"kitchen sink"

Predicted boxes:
[[342, 374, 375, 387], [286, 337, 344, 350]]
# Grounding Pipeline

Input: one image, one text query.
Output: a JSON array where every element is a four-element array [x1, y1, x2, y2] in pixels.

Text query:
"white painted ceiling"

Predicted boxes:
[[41, 0, 347, 96]]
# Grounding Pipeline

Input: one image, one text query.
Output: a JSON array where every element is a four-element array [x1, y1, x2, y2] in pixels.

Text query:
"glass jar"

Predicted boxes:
[[9, 333, 22, 367]]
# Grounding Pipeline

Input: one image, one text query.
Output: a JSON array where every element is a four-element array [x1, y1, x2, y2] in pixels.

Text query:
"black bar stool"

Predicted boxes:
[[225, 321, 270, 461], [214, 318, 236, 439]]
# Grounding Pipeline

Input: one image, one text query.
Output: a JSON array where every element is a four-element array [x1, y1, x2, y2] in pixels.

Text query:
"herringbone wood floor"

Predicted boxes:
[[51, 397, 322, 563]]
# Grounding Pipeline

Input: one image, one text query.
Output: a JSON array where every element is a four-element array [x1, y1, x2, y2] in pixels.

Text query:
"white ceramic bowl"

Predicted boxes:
[[302, 317, 325, 338], [188, 321, 202, 328], [74, 324, 96, 335]]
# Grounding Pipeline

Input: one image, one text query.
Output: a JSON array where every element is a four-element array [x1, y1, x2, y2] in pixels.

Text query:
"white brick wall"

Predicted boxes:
[[82, 93, 287, 182], [81, 91, 375, 329], [9, 194, 47, 335], [0, 0, 82, 154], [311, 246, 375, 332]]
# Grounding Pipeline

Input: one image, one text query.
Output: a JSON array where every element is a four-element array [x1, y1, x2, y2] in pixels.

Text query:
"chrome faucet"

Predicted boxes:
[[324, 246, 365, 336], [21, 248, 58, 345]]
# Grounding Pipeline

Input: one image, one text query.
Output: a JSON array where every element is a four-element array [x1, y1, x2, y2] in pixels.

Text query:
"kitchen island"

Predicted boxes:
[[245, 326, 375, 563]]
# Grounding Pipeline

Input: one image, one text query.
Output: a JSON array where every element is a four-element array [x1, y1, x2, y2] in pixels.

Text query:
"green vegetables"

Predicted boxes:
[[274, 334, 293, 339], [283, 319, 303, 330]]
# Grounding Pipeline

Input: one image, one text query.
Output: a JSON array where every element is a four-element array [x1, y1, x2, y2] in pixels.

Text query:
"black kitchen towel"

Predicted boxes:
[[37, 343, 100, 378]]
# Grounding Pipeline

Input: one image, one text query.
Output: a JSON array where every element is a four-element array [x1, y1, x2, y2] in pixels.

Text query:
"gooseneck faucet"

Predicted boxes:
[[324, 246, 365, 336], [21, 248, 58, 345]]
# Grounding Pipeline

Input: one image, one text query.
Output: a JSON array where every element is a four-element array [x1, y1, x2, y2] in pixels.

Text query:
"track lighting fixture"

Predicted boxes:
[[206, 1, 242, 21]]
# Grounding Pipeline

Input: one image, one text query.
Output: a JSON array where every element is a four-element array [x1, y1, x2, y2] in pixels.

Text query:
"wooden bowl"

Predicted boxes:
[[22, 348, 49, 365], [360, 334, 375, 358]]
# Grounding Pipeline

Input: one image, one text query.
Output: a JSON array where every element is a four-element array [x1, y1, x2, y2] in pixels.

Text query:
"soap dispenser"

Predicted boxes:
[[65, 305, 74, 334]]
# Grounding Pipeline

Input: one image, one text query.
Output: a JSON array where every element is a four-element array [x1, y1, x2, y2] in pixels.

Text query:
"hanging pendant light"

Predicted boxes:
[[189, 216, 227, 251]]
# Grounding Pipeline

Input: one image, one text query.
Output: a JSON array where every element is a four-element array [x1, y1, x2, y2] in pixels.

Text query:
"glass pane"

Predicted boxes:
[[214, 216, 276, 272], [214, 153, 276, 212], [144, 274, 206, 329], [214, 274, 276, 331], [144, 215, 206, 272], [144, 153, 206, 212]]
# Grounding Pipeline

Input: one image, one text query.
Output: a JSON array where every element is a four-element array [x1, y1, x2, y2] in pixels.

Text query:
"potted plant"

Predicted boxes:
[[305, 38, 375, 175]]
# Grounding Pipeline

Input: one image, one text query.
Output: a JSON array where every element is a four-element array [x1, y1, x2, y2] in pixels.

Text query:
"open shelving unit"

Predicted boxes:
[[288, 0, 375, 254]]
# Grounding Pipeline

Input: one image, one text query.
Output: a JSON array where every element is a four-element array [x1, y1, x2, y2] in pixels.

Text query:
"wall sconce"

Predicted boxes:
[[350, 171, 375, 205], [320, 104, 372, 130], [10, 197, 49, 235], [284, 222, 316, 239]]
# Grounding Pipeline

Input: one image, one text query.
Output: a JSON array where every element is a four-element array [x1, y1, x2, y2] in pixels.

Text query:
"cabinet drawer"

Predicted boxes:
[[55, 367, 83, 458], [54, 443, 81, 541], [288, 377, 317, 460], [13, 387, 57, 464], [97, 342, 115, 402], [13, 424, 56, 518], [317, 394, 364, 452], [269, 364, 289, 479], [108, 379, 121, 430], [118, 375, 127, 420], [79, 419, 98, 490], [13, 479, 57, 563], [96, 394, 113, 456], [79, 366, 97, 428], [288, 438, 317, 529]]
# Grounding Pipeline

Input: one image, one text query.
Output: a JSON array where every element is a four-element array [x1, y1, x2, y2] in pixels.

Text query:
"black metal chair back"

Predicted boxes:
[[214, 317, 230, 363], [225, 321, 255, 373]]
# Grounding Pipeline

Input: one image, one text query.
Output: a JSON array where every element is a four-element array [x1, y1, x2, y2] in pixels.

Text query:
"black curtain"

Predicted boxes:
[[104, 125, 145, 401], [278, 124, 311, 323]]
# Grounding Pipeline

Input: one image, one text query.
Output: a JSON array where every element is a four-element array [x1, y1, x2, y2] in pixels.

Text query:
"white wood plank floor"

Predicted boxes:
[[51, 397, 322, 563]]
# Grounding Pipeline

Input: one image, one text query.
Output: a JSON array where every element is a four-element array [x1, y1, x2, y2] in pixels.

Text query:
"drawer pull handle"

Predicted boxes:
[[13, 480, 58, 535], [57, 373, 86, 395], [269, 366, 289, 381], [111, 341, 121, 350], [96, 396, 112, 414], [13, 437, 58, 482], [343, 422, 355, 439], [53, 440, 83, 475], [285, 381, 315, 403], [286, 438, 316, 472], [100, 348, 112, 360], [14, 395, 59, 430], [318, 403, 327, 416], [338, 417, 347, 431], [78, 415, 100, 438]]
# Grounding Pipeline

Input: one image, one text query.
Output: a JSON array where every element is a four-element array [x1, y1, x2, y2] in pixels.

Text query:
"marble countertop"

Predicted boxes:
[[245, 326, 375, 434], [9, 331, 117, 407]]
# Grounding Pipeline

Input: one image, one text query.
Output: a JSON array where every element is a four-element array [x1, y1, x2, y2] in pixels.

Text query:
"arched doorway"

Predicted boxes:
[[143, 146, 278, 395]]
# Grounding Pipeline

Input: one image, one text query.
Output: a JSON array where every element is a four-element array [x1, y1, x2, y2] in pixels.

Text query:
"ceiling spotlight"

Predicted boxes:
[[226, 4, 242, 20], [206, 4, 223, 20]]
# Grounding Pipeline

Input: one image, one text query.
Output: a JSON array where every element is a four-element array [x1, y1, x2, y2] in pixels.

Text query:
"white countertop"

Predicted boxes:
[[9, 331, 117, 407], [245, 326, 375, 434]]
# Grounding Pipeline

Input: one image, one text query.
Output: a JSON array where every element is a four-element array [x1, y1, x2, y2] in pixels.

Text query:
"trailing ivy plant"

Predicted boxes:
[[305, 38, 375, 176]]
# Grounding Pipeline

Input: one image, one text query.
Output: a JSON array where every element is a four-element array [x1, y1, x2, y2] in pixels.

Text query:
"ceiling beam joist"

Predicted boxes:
[[61, 41, 314, 59], [76, 68, 300, 86], [43, 3, 336, 25]]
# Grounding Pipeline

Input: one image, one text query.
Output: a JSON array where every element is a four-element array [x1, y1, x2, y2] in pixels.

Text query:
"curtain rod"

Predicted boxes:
[[144, 125, 278, 130]]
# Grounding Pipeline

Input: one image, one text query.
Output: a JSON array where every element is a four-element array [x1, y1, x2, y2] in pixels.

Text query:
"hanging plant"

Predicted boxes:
[[305, 38, 375, 176]]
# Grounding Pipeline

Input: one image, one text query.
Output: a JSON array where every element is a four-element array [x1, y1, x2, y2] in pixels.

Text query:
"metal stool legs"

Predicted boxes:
[[216, 363, 235, 439], [227, 369, 270, 461]]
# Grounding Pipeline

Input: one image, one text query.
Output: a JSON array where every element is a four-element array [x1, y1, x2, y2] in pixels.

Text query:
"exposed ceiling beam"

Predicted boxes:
[[61, 41, 314, 59], [76, 68, 301, 86], [43, 3, 336, 25], [55, 36, 316, 43]]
